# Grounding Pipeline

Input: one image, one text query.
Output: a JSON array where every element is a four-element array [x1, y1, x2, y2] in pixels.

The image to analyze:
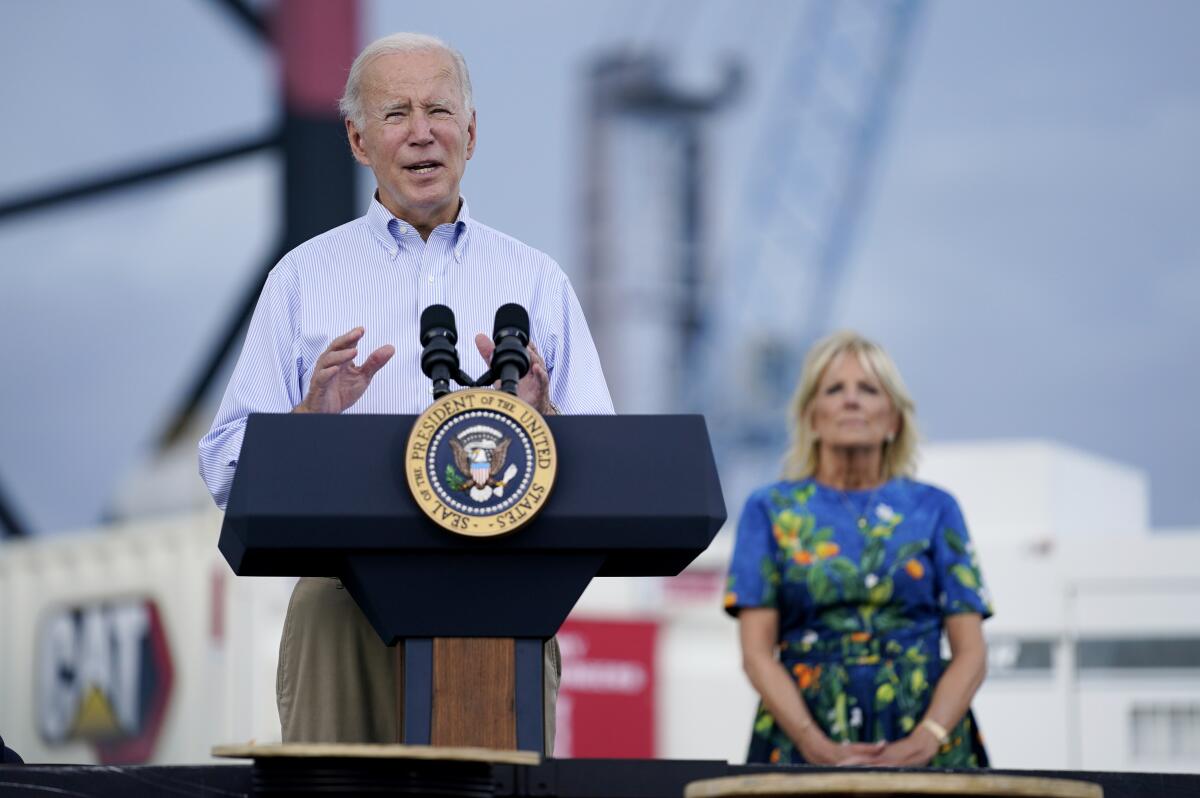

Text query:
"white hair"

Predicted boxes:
[[339, 32, 473, 128]]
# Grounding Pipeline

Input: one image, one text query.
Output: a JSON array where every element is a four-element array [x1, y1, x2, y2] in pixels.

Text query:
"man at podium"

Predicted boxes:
[[199, 32, 613, 750]]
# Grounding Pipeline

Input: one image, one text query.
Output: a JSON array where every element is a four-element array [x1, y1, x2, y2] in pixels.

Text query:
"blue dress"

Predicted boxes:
[[724, 478, 993, 766]]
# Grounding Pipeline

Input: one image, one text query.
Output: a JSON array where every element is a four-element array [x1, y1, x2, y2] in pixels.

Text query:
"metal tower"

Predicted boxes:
[[0, 0, 360, 536], [581, 50, 742, 413]]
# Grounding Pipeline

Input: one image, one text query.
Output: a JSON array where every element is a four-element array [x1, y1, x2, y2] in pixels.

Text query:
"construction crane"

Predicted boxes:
[[578, 0, 924, 508], [705, 0, 925, 505], [0, 0, 922, 536]]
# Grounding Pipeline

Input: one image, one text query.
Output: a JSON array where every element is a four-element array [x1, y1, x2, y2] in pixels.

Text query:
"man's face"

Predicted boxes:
[[347, 49, 476, 234]]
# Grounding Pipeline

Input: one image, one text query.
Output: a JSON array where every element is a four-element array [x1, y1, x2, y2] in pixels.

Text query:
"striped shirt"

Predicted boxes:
[[199, 197, 614, 508]]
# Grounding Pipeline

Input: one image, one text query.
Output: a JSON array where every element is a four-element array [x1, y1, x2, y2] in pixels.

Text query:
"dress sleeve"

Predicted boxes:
[[723, 490, 781, 617], [197, 262, 304, 509], [930, 493, 994, 619]]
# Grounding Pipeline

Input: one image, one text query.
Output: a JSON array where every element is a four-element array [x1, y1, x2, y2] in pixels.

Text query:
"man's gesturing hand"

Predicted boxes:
[[295, 327, 394, 414], [474, 333, 552, 414]]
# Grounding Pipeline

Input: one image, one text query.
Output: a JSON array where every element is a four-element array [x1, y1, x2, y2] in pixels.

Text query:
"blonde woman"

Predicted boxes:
[[724, 331, 992, 767]]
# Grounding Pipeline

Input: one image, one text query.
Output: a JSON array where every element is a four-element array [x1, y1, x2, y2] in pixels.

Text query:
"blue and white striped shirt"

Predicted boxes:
[[199, 197, 614, 508]]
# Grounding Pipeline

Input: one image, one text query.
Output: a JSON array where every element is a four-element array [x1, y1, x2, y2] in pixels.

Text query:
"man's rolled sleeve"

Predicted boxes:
[[547, 270, 614, 416], [198, 263, 304, 508]]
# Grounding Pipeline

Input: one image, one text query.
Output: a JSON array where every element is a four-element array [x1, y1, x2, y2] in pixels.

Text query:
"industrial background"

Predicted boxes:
[[1, 0, 1198, 773]]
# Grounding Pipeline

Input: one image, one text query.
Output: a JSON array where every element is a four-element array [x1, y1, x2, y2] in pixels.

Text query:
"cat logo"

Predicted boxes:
[[36, 598, 174, 764]]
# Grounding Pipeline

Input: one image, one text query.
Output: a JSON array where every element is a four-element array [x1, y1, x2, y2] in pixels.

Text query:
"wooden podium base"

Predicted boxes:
[[213, 743, 539, 797], [684, 772, 1103, 798], [430, 639, 517, 747], [401, 637, 546, 753]]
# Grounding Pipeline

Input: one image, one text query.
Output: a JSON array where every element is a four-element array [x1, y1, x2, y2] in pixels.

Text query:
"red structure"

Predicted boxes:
[[556, 619, 659, 758]]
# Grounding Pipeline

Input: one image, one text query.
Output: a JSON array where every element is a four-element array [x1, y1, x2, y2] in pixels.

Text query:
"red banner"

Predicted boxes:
[[554, 618, 658, 758]]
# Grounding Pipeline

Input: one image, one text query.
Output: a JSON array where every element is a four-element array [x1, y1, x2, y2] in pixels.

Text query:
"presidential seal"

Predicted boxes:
[[405, 388, 557, 537]]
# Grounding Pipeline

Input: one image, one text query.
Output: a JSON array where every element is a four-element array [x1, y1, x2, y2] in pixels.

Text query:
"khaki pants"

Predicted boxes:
[[277, 577, 559, 753]]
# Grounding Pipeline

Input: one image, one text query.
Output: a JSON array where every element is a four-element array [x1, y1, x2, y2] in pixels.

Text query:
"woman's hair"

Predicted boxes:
[[339, 32, 473, 128], [781, 330, 919, 480]]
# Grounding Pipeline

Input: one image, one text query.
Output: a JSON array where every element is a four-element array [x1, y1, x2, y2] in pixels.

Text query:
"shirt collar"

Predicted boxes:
[[365, 195, 472, 262]]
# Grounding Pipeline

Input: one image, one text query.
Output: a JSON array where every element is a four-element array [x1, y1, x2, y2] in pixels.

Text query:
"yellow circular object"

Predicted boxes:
[[684, 772, 1102, 798], [405, 388, 557, 538]]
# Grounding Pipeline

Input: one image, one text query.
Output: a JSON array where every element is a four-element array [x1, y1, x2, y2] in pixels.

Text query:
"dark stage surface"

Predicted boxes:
[[1, 758, 1197, 797]]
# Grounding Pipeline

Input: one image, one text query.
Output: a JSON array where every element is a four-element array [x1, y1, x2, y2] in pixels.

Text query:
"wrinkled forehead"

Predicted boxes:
[[361, 50, 464, 107]]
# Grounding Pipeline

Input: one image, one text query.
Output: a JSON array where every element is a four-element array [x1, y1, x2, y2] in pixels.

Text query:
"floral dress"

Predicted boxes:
[[724, 478, 993, 767]]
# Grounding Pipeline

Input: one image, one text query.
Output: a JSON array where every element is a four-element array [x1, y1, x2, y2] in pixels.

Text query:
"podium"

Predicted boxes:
[[218, 412, 725, 753]]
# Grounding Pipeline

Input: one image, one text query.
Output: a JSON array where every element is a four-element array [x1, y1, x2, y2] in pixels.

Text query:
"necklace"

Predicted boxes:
[[837, 485, 882, 530]]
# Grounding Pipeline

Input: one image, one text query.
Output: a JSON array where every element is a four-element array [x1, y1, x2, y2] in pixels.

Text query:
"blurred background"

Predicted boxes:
[[1, 0, 1198, 773]]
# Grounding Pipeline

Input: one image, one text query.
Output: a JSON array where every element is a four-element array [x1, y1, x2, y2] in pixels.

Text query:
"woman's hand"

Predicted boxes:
[[796, 725, 887, 766], [864, 731, 940, 767]]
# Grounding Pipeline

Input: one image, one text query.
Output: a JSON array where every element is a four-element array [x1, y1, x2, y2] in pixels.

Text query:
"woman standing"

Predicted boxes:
[[724, 331, 992, 767]]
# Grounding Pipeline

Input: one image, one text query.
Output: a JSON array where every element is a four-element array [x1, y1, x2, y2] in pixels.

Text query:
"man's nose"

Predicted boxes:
[[409, 112, 434, 143]]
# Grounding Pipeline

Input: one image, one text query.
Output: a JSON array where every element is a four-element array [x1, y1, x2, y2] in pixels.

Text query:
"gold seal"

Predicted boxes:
[[405, 388, 557, 537]]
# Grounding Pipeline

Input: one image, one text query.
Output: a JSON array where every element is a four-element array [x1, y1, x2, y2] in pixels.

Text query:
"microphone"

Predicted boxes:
[[419, 304, 472, 399], [476, 303, 531, 396]]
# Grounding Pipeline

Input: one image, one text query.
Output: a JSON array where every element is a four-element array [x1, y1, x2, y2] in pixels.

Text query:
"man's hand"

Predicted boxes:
[[295, 327, 394, 414], [474, 334, 551, 414]]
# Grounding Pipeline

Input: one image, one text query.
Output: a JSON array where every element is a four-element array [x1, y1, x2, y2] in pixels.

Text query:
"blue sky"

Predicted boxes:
[[0, 0, 1197, 532]]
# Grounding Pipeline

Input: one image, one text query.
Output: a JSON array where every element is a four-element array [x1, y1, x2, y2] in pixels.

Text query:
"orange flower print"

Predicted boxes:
[[724, 592, 738, 608], [816, 541, 840, 559], [769, 747, 781, 763], [791, 663, 822, 689], [773, 523, 797, 547], [793, 550, 813, 565], [850, 631, 871, 643], [905, 559, 925, 580]]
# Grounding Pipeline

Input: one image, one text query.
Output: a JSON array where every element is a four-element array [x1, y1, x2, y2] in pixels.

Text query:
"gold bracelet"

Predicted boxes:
[[920, 717, 950, 744]]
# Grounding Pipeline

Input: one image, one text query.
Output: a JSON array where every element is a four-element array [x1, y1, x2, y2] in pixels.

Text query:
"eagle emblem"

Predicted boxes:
[[405, 389, 558, 537], [448, 434, 518, 502]]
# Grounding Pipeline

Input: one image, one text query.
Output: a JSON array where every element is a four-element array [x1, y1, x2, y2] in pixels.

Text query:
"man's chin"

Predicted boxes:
[[382, 191, 460, 224]]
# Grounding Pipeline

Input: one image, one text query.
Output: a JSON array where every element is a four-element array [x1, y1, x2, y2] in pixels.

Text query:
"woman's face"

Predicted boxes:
[[808, 351, 900, 450]]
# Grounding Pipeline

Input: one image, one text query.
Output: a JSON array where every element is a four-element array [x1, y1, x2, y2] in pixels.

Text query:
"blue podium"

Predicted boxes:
[[218, 413, 725, 753]]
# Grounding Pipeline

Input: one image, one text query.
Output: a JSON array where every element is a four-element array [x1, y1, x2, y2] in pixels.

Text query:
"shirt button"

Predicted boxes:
[[427, 275, 435, 283]]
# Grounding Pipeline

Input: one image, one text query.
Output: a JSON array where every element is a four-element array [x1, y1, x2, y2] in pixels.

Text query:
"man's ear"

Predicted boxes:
[[346, 118, 371, 166], [465, 110, 477, 160]]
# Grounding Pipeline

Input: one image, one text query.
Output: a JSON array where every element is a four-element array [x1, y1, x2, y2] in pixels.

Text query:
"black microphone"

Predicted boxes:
[[420, 304, 470, 399], [476, 303, 531, 396]]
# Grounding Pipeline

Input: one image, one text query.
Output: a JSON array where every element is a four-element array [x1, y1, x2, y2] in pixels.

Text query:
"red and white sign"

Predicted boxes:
[[554, 618, 658, 758], [36, 598, 174, 764]]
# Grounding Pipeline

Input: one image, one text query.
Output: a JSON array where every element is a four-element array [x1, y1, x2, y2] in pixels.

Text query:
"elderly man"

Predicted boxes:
[[199, 32, 613, 749]]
